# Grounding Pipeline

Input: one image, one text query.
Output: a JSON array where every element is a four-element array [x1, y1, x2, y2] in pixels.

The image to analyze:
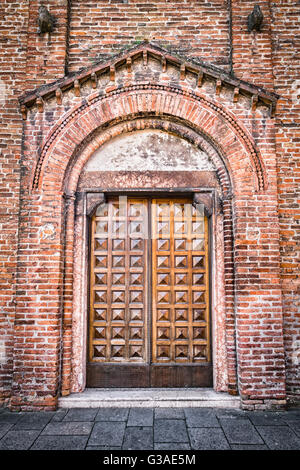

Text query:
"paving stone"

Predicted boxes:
[[154, 442, 191, 450], [188, 427, 230, 450], [288, 422, 300, 438], [0, 423, 14, 439], [256, 425, 300, 450], [14, 411, 54, 429], [154, 419, 189, 443], [0, 430, 40, 450], [0, 412, 23, 424], [86, 446, 121, 450], [50, 408, 69, 422], [246, 411, 285, 426], [216, 408, 247, 419], [88, 421, 126, 447], [281, 410, 300, 423], [31, 435, 88, 450], [63, 408, 98, 422], [184, 408, 219, 427], [122, 426, 153, 450], [127, 408, 153, 427], [230, 444, 269, 450], [95, 408, 129, 422], [220, 418, 264, 445], [155, 408, 185, 419], [42, 421, 93, 435]]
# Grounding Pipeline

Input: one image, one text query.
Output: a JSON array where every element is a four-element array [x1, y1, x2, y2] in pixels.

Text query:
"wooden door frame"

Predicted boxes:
[[85, 188, 217, 387]]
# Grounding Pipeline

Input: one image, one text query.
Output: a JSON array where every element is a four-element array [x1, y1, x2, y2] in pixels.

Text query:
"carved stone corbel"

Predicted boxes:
[[86, 192, 107, 217], [193, 193, 213, 217]]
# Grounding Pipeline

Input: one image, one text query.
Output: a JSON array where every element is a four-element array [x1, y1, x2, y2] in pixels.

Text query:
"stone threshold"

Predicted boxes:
[[58, 388, 240, 409]]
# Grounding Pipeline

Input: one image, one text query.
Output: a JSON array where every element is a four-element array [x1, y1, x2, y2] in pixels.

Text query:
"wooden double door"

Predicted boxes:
[[87, 196, 212, 387]]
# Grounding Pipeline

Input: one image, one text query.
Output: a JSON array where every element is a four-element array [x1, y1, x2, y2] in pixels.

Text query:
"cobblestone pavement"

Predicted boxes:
[[0, 406, 299, 450]]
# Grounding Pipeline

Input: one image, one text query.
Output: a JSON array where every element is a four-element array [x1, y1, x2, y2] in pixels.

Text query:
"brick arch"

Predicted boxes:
[[64, 117, 232, 196], [33, 85, 266, 193]]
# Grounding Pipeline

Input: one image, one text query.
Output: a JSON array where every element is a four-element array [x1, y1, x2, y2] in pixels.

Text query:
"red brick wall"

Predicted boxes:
[[271, 0, 300, 398], [0, 0, 299, 408], [68, 0, 230, 72], [0, 0, 29, 403]]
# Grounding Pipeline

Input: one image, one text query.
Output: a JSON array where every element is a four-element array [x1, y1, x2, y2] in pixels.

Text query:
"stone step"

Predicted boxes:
[[59, 388, 240, 409]]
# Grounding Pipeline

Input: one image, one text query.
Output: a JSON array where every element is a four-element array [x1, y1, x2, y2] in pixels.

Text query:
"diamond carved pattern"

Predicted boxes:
[[130, 273, 143, 285], [157, 273, 170, 285], [130, 255, 143, 267], [131, 238, 143, 250], [95, 273, 107, 285], [90, 197, 209, 367], [152, 198, 209, 365], [112, 327, 125, 339], [157, 345, 170, 360], [112, 290, 125, 303], [157, 309, 170, 321], [93, 345, 106, 358], [157, 327, 170, 339], [112, 256, 125, 267], [157, 256, 169, 268], [175, 273, 187, 285], [95, 238, 108, 251], [175, 309, 188, 321], [113, 239, 125, 251], [94, 327, 106, 339], [130, 291, 143, 303], [112, 273, 125, 285], [175, 256, 187, 268], [130, 308, 142, 321], [129, 346, 143, 359], [94, 308, 107, 321], [90, 197, 148, 364], [112, 309, 125, 321], [94, 291, 107, 304], [175, 291, 188, 304], [157, 239, 169, 251], [157, 291, 170, 304]]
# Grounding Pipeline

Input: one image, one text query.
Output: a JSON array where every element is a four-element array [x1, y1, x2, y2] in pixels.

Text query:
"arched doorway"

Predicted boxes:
[[75, 129, 222, 388]]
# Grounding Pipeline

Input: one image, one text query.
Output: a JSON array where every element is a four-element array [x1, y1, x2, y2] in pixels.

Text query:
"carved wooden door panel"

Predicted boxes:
[[87, 196, 212, 387]]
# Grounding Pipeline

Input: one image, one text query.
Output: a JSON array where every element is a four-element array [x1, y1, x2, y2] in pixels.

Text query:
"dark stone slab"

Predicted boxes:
[[188, 427, 230, 450], [154, 442, 191, 450], [63, 408, 98, 422], [154, 419, 189, 443], [31, 435, 88, 450], [216, 408, 247, 419], [256, 425, 300, 450], [122, 426, 153, 450], [14, 411, 54, 430], [0, 412, 22, 424], [95, 408, 129, 422], [88, 421, 126, 447], [288, 422, 300, 438], [41, 421, 93, 435], [155, 408, 185, 419], [230, 444, 269, 450], [246, 411, 285, 426], [220, 418, 264, 445], [281, 410, 300, 423], [86, 446, 121, 450], [184, 408, 219, 428], [0, 423, 14, 439], [127, 408, 153, 427], [50, 408, 69, 422], [0, 430, 40, 450]]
